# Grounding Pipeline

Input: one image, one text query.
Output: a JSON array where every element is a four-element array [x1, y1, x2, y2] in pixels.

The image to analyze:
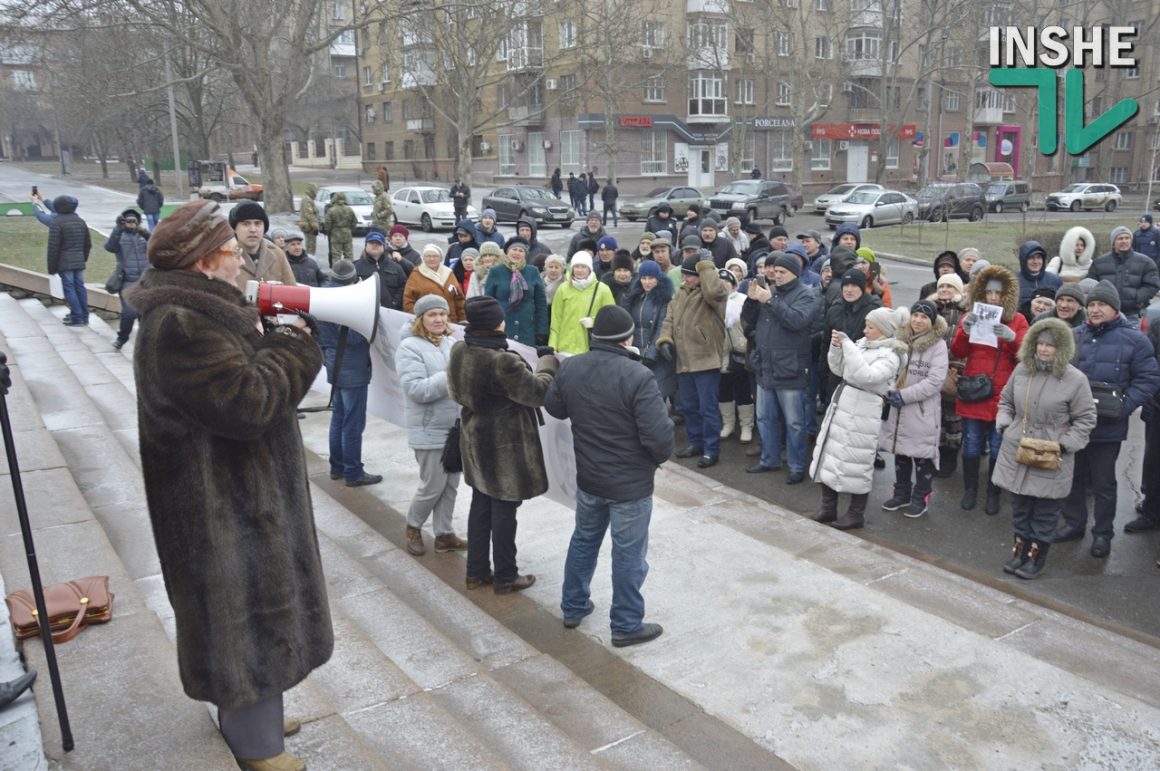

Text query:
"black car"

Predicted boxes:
[[707, 180, 803, 225], [914, 182, 987, 222], [481, 186, 575, 228]]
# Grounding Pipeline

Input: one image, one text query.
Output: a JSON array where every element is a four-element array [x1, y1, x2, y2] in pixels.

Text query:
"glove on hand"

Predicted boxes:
[[535, 346, 556, 358], [961, 312, 978, 333], [994, 323, 1016, 342], [886, 390, 905, 409], [658, 341, 675, 362]]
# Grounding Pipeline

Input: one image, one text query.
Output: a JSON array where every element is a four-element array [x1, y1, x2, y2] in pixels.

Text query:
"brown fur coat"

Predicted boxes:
[[125, 267, 332, 710]]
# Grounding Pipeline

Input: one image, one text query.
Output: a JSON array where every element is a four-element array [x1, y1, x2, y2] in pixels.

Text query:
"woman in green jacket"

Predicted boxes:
[[548, 252, 616, 355]]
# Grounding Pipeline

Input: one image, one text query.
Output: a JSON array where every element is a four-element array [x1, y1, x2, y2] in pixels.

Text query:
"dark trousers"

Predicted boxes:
[[1012, 494, 1061, 542], [894, 454, 935, 501], [1142, 417, 1160, 519], [602, 203, 618, 227], [1062, 441, 1122, 539], [467, 489, 521, 583], [117, 288, 139, 343], [219, 693, 283, 760], [717, 369, 754, 406]]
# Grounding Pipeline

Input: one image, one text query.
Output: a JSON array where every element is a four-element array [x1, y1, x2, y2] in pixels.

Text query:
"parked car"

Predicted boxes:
[[812, 183, 885, 214], [193, 163, 263, 202], [315, 185, 374, 234], [983, 181, 1032, 213], [914, 182, 987, 222], [708, 180, 803, 224], [481, 186, 573, 227], [619, 186, 707, 221], [824, 190, 917, 229], [1045, 183, 1122, 212], [391, 186, 478, 231]]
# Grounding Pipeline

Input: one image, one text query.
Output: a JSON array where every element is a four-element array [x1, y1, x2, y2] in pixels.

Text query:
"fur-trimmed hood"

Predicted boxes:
[[1054, 226, 1095, 271], [966, 264, 1020, 322], [1018, 316, 1075, 377], [898, 314, 949, 353]]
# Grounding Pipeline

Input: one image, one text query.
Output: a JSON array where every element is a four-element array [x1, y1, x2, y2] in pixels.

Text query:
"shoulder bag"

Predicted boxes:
[[957, 341, 1001, 403], [104, 267, 126, 294], [440, 419, 463, 473], [1014, 376, 1062, 470], [1089, 381, 1124, 423], [6, 576, 114, 643]]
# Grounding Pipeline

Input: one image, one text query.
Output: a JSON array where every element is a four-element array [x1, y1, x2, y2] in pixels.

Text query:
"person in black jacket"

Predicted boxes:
[[449, 180, 471, 222], [601, 178, 619, 227], [47, 195, 92, 326], [104, 208, 151, 348], [354, 230, 411, 309], [587, 171, 599, 213], [646, 203, 680, 244], [1087, 226, 1160, 323], [1127, 318, 1160, 533], [551, 168, 563, 199], [284, 230, 326, 287], [136, 176, 165, 230], [544, 304, 673, 647], [699, 220, 739, 269]]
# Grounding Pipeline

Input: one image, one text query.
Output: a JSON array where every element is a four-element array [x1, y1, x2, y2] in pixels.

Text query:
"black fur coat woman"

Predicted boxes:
[[125, 267, 332, 710]]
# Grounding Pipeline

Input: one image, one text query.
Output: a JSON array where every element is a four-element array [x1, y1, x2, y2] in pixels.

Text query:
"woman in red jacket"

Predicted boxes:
[[950, 264, 1028, 515]]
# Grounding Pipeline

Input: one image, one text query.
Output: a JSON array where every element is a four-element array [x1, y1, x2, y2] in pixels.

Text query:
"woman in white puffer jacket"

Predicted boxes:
[[1046, 226, 1095, 280], [810, 306, 909, 530]]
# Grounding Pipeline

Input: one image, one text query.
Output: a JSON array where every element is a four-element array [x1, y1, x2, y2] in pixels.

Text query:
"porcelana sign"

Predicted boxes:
[[987, 26, 1139, 156]]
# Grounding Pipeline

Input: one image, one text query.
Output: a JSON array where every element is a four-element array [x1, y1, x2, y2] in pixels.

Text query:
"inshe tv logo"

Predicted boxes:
[[988, 26, 1139, 156]]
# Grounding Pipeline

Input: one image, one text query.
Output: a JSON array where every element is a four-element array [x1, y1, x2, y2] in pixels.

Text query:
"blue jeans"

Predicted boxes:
[[561, 489, 652, 635], [328, 385, 368, 481], [677, 369, 722, 457], [961, 417, 1002, 459], [757, 386, 808, 472], [59, 270, 88, 322], [145, 212, 159, 230], [603, 204, 618, 227]]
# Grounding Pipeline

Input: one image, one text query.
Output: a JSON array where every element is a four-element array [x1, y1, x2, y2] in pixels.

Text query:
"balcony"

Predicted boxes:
[[974, 106, 1003, 125], [507, 105, 545, 125], [687, 47, 729, 71], [844, 56, 883, 77], [406, 118, 435, 133], [506, 46, 544, 72], [686, 0, 729, 11]]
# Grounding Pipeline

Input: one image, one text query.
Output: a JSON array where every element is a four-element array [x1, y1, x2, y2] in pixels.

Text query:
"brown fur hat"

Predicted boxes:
[[147, 199, 235, 271]]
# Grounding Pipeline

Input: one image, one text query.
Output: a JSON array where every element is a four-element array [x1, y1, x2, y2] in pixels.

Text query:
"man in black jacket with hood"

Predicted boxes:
[[545, 305, 673, 647], [47, 195, 92, 326]]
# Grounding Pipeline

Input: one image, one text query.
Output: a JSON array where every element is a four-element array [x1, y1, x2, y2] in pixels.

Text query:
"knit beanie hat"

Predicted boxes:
[[724, 217, 741, 230], [867, 306, 908, 337], [268, 227, 287, 241], [638, 260, 663, 279], [1110, 225, 1132, 247], [840, 268, 866, 288], [590, 305, 635, 343], [147, 199, 236, 270], [969, 259, 991, 277], [640, 232, 656, 243], [856, 246, 877, 263], [229, 200, 269, 232], [681, 254, 702, 274], [422, 243, 444, 259], [1143, 213, 1155, 225], [460, 247, 479, 261], [479, 241, 503, 258], [389, 223, 409, 239], [1031, 286, 1057, 301], [597, 235, 618, 251], [769, 225, 789, 240], [718, 268, 738, 287], [935, 251, 958, 269], [700, 219, 719, 232], [725, 257, 748, 277], [937, 273, 964, 293], [1055, 283, 1085, 303], [481, 208, 497, 220], [1077, 277, 1098, 298], [330, 259, 357, 285], [773, 253, 801, 276], [612, 252, 635, 272], [1086, 279, 1121, 312], [570, 252, 593, 272], [911, 299, 938, 325], [464, 295, 505, 330], [958, 247, 981, 262], [414, 294, 450, 317]]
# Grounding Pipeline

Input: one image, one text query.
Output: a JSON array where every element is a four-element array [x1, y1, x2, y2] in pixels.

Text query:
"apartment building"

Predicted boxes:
[[357, 0, 1160, 196]]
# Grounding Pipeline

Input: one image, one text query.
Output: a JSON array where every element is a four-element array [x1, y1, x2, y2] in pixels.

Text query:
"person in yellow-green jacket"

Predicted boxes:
[[549, 252, 616, 355]]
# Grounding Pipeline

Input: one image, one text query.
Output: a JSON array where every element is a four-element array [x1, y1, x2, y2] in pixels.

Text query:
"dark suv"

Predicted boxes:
[[708, 180, 803, 225], [915, 182, 987, 222]]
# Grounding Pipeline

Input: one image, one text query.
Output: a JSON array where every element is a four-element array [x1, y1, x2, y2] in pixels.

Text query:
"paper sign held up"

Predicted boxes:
[[969, 302, 1003, 347]]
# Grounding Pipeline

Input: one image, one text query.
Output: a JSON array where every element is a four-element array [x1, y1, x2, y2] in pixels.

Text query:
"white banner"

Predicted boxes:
[[312, 308, 579, 507]]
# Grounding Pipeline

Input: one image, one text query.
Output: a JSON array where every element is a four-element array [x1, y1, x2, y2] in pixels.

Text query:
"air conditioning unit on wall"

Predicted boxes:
[[546, 79, 558, 90], [511, 139, 523, 151], [837, 140, 849, 151], [480, 141, 491, 152]]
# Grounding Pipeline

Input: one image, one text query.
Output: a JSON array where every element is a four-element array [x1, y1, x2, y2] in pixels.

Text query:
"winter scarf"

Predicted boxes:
[[502, 252, 529, 308]]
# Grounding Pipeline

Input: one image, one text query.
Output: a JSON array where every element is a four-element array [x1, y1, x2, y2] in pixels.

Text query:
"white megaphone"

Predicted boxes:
[[244, 274, 381, 342]]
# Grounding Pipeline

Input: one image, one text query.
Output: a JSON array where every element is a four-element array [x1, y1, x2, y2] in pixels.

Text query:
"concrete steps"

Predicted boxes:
[[0, 293, 707, 769]]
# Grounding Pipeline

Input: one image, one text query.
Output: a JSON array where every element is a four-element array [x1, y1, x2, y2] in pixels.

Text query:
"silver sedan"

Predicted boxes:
[[824, 190, 917, 229]]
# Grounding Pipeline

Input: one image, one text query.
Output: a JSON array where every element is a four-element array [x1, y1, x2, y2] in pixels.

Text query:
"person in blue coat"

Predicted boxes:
[[1132, 213, 1160, 264], [485, 238, 548, 346], [317, 260, 383, 488], [1016, 240, 1062, 321], [1056, 280, 1160, 558], [103, 208, 151, 348]]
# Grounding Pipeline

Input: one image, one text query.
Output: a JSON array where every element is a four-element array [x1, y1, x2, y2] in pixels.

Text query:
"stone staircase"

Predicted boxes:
[[0, 293, 758, 769]]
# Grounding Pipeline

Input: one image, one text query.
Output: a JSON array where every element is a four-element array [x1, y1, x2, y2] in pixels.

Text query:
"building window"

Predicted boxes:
[[886, 138, 899, 168], [333, 62, 346, 78], [946, 47, 961, 68], [736, 28, 755, 62], [384, 141, 394, 160], [528, 131, 546, 176], [336, 29, 355, 45], [381, 62, 390, 83], [559, 73, 577, 103], [365, 105, 376, 123], [496, 83, 509, 109], [424, 135, 435, 159], [740, 131, 755, 172], [363, 66, 373, 86], [687, 19, 727, 50], [917, 86, 928, 111], [560, 129, 581, 173], [845, 30, 880, 61], [331, 1, 344, 19], [734, 78, 754, 105], [810, 139, 831, 170], [641, 130, 667, 174], [776, 31, 792, 57], [498, 135, 517, 175], [366, 142, 376, 160], [404, 139, 415, 159], [10, 70, 35, 90], [1110, 167, 1128, 184], [815, 36, 831, 60], [776, 82, 791, 106], [1126, 66, 1140, 79], [819, 83, 833, 107], [816, 0, 829, 10], [771, 131, 793, 171], [382, 101, 392, 122], [559, 19, 576, 49], [688, 72, 727, 117], [642, 20, 665, 48], [1114, 131, 1133, 150], [943, 91, 960, 111], [644, 76, 665, 103]]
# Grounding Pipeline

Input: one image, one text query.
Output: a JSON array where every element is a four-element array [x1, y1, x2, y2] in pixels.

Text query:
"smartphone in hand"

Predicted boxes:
[[756, 275, 767, 288]]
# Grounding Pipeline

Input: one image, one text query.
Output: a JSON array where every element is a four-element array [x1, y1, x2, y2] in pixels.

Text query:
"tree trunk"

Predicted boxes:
[[258, 122, 292, 213]]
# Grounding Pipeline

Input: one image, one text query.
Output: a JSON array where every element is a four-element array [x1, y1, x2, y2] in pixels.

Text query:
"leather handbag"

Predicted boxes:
[[440, 419, 463, 474], [957, 341, 1002, 403], [5, 576, 114, 643], [1089, 381, 1124, 423], [1014, 377, 1061, 470], [104, 267, 126, 294]]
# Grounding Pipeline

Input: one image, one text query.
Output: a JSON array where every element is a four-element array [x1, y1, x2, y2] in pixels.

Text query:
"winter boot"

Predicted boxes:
[[937, 446, 959, 478], [832, 493, 868, 530], [1002, 536, 1030, 574], [812, 484, 840, 524], [984, 459, 1002, 516], [1014, 540, 1050, 580], [745, 441, 762, 457], [719, 402, 736, 439], [882, 456, 912, 510], [961, 456, 981, 510], [737, 403, 755, 443]]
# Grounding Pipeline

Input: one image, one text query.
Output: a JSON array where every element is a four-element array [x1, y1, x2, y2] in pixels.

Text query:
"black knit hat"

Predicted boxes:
[[590, 305, 635, 343], [1086, 279, 1121, 312], [1055, 283, 1085, 303], [1031, 286, 1057, 301], [773, 253, 801, 277], [228, 200, 269, 232], [330, 259, 358, 285], [840, 268, 866, 289], [464, 296, 506, 330], [911, 299, 938, 325]]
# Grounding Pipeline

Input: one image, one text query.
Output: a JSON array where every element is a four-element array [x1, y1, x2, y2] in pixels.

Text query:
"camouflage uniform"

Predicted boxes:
[[324, 192, 357, 264], [299, 183, 320, 256], [371, 180, 394, 232]]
